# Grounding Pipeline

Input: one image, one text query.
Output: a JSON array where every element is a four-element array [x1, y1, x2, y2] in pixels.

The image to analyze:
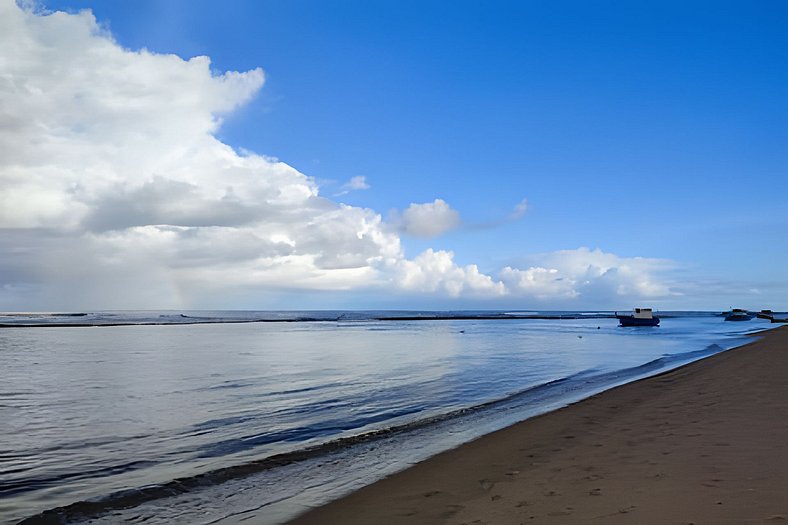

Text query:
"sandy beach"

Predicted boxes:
[[289, 326, 788, 524]]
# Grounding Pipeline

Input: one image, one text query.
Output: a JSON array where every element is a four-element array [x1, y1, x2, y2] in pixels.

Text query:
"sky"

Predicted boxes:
[[1, 0, 786, 311]]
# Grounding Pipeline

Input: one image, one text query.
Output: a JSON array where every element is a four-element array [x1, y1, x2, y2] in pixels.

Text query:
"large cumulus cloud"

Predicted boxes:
[[0, 1, 677, 309], [500, 248, 677, 304], [0, 1, 404, 308]]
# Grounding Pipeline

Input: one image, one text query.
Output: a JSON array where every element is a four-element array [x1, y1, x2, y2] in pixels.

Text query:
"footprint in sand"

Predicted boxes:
[[439, 505, 464, 519]]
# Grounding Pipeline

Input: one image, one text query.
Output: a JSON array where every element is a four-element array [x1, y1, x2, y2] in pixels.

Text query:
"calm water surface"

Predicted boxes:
[[0, 311, 775, 524]]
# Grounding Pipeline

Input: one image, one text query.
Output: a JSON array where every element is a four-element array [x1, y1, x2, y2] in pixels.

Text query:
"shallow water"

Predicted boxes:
[[0, 311, 775, 524]]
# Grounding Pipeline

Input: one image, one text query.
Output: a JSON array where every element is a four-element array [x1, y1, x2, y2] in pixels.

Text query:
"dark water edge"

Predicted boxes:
[[0, 309, 733, 328], [14, 333, 760, 525]]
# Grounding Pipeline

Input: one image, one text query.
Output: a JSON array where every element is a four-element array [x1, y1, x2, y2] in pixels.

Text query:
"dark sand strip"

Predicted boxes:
[[289, 326, 788, 524]]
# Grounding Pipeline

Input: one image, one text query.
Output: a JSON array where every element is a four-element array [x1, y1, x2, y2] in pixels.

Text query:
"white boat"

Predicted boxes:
[[616, 308, 660, 327]]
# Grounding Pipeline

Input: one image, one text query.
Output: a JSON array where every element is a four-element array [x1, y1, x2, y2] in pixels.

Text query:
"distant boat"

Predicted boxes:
[[756, 309, 774, 320], [616, 308, 660, 327], [724, 308, 752, 321]]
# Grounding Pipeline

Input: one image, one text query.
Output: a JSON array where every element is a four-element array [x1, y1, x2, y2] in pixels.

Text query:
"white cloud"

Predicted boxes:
[[0, 3, 682, 310], [0, 2, 406, 308], [509, 198, 528, 220], [385, 247, 676, 304], [500, 266, 575, 299], [500, 248, 677, 302], [333, 175, 370, 196], [345, 176, 370, 191], [397, 199, 461, 238], [391, 249, 506, 297]]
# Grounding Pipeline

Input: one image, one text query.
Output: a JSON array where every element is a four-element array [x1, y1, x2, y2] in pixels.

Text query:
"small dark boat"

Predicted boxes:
[[757, 309, 774, 320], [724, 308, 752, 321], [616, 308, 660, 327]]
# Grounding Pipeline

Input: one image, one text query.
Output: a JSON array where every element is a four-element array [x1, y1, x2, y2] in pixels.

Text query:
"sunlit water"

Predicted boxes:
[[0, 311, 776, 524]]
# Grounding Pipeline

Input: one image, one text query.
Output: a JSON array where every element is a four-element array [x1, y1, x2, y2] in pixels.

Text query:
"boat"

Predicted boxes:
[[616, 308, 660, 327], [724, 308, 752, 321], [756, 309, 774, 320]]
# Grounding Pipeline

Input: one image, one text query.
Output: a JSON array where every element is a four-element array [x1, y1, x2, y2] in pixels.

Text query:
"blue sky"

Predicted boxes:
[[1, 0, 786, 310]]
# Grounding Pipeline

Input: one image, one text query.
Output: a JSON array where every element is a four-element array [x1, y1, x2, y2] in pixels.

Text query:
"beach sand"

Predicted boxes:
[[288, 326, 788, 524]]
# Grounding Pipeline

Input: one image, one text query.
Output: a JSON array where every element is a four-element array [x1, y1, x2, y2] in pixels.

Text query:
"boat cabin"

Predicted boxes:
[[616, 307, 660, 326]]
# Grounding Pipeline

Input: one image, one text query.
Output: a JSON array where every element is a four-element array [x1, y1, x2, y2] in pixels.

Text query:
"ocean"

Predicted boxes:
[[0, 311, 777, 524]]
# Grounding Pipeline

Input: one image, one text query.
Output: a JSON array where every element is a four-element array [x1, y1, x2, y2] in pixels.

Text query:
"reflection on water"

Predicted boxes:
[[1, 312, 772, 523]]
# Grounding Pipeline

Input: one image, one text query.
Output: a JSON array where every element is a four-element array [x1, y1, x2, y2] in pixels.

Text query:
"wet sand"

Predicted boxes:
[[289, 326, 788, 524]]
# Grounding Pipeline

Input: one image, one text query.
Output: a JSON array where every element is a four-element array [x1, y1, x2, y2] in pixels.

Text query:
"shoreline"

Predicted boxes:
[[287, 326, 788, 524]]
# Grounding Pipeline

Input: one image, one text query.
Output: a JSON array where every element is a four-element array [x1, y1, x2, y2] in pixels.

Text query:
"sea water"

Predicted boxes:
[[0, 311, 777, 524]]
